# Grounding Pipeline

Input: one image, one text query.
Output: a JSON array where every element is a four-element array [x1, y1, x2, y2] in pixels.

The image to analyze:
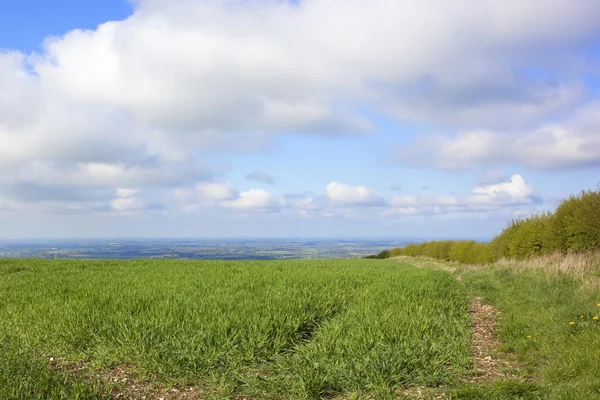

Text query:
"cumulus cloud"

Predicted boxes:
[[246, 172, 276, 185], [1, 0, 599, 215], [295, 176, 536, 219], [30, 0, 597, 133], [178, 180, 387, 217], [326, 182, 386, 207], [470, 175, 534, 205], [196, 182, 240, 201], [111, 188, 145, 213], [397, 101, 600, 170], [226, 189, 282, 212], [174, 182, 283, 213], [387, 175, 536, 216]]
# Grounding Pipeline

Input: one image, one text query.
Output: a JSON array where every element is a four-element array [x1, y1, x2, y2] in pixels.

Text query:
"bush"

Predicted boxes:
[[491, 188, 600, 259], [375, 250, 391, 259], [391, 240, 493, 265], [552, 189, 600, 252]]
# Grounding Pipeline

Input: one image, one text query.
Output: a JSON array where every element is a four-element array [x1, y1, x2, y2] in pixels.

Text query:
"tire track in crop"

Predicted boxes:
[[279, 304, 346, 355]]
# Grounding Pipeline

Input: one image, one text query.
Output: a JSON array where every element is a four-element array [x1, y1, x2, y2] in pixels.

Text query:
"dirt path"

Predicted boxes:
[[466, 296, 520, 383]]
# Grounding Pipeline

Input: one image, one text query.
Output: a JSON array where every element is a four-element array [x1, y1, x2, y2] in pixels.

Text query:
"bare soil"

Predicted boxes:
[[464, 296, 521, 383]]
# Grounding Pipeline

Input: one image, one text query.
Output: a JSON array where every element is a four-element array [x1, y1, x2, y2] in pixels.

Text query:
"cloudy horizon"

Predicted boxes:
[[1, 0, 599, 239]]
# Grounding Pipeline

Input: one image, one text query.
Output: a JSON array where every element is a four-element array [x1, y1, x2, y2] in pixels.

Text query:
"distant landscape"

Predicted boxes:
[[0, 239, 409, 260]]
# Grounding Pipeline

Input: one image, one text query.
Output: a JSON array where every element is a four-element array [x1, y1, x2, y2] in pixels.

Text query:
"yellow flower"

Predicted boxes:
[[593, 316, 599, 321], [597, 303, 600, 307], [497, 311, 502, 315], [580, 315, 585, 318], [569, 321, 575, 325], [527, 335, 532, 339]]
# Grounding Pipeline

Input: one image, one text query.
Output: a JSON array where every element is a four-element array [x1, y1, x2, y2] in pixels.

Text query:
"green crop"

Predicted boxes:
[[0, 259, 471, 399]]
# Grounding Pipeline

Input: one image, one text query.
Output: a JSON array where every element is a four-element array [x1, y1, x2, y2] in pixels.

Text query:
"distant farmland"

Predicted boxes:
[[0, 259, 471, 399]]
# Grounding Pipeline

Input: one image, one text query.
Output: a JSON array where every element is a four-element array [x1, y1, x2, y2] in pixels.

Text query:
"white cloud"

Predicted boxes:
[[294, 176, 537, 219], [174, 182, 283, 213], [196, 182, 240, 201], [0, 52, 43, 129], [1, 0, 599, 216], [226, 189, 282, 212], [30, 0, 598, 134], [111, 188, 145, 213], [397, 101, 600, 170], [386, 175, 536, 216], [326, 182, 385, 207], [391, 195, 461, 208], [470, 175, 533, 205], [115, 188, 138, 198]]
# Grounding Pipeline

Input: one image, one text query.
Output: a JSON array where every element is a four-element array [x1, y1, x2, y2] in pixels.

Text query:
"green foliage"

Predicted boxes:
[[389, 240, 495, 265], [389, 247, 404, 257], [553, 189, 600, 252], [375, 250, 391, 259], [0, 259, 471, 399], [492, 188, 600, 259]]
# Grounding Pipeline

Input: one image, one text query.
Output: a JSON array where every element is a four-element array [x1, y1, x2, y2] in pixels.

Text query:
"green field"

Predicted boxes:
[[3, 258, 598, 399], [0, 259, 472, 399]]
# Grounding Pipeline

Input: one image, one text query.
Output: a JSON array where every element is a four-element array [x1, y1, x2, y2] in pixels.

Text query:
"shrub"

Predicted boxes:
[[375, 250, 391, 259], [491, 188, 600, 259], [390, 240, 493, 265], [552, 189, 600, 252]]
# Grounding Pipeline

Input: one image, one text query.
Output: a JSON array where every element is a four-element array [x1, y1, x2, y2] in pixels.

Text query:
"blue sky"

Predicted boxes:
[[0, 0, 133, 53], [0, 0, 599, 239]]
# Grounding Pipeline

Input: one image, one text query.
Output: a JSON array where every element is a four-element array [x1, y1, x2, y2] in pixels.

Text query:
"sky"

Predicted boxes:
[[0, 0, 599, 240]]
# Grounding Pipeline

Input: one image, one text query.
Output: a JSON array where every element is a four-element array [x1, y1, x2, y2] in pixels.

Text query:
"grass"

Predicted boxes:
[[460, 265, 600, 399], [0, 259, 471, 399], [397, 254, 600, 399], [0, 338, 104, 400], [450, 380, 546, 399], [4, 256, 598, 399], [494, 251, 600, 290]]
